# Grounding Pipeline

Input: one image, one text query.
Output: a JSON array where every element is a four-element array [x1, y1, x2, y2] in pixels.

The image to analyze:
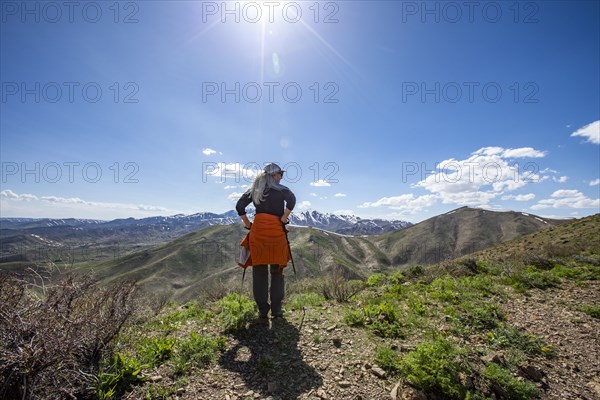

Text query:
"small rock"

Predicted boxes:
[[390, 382, 401, 400], [316, 388, 329, 399], [481, 352, 505, 365], [225, 395, 231, 400], [326, 324, 337, 332], [401, 387, 428, 400], [520, 364, 544, 382], [243, 390, 254, 397], [371, 367, 387, 378], [378, 312, 389, 322], [149, 375, 162, 383], [339, 381, 351, 388], [176, 388, 185, 395], [332, 338, 342, 348], [587, 380, 600, 396]]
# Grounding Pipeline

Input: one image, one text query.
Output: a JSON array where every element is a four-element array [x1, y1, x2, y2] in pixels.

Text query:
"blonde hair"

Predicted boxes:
[[247, 171, 286, 205]]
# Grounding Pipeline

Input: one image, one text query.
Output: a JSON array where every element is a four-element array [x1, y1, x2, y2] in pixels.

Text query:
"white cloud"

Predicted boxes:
[[359, 194, 437, 214], [334, 193, 347, 197], [227, 191, 245, 201], [590, 179, 600, 186], [571, 120, 600, 145], [296, 200, 312, 211], [309, 193, 317, 197], [501, 193, 536, 202], [310, 180, 331, 187], [414, 146, 548, 207], [0, 189, 37, 201], [531, 189, 600, 210], [333, 209, 355, 215], [474, 146, 546, 158], [202, 148, 219, 156], [553, 176, 568, 183], [1, 189, 170, 213], [224, 185, 238, 189]]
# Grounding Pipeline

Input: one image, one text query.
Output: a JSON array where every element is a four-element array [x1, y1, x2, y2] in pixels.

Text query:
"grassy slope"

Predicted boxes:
[[374, 207, 568, 266], [99, 213, 600, 399]]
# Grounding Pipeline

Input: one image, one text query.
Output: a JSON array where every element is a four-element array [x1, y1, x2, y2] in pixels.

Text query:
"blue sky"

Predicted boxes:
[[1, 1, 599, 223]]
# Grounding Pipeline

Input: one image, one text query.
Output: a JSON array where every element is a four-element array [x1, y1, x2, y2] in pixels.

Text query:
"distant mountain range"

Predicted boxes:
[[0, 210, 411, 264], [0, 206, 575, 302], [0, 210, 411, 235]]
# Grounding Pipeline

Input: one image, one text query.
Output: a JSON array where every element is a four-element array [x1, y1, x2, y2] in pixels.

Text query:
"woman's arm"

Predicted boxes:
[[241, 214, 252, 229], [281, 207, 292, 224]]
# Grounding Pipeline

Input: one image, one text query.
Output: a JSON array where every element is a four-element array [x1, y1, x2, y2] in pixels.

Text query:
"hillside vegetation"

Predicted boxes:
[[1, 213, 598, 399], [1, 207, 567, 303]]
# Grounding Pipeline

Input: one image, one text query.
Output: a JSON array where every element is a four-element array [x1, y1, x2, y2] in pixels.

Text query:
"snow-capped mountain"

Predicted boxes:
[[288, 210, 412, 235], [0, 210, 411, 239]]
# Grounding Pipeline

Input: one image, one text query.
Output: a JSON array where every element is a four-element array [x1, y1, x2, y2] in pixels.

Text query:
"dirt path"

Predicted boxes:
[[501, 281, 600, 400]]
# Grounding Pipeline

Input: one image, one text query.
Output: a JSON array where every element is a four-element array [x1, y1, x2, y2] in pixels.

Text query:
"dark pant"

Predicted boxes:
[[252, 264, 284, 316]]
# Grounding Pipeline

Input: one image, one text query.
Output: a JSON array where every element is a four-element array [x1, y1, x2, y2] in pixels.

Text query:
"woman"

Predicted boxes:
[[236, 163, 296, 319]]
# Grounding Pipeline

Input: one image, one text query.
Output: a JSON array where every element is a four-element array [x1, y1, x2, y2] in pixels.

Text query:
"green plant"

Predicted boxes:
[[398, 337, 469, 399], [173, 333, 226, 374], [375, 346, 400, 373], [457, 302, 504, 332], [216, 293, 256, 331], [288, 292, 325, 310], [343, 308, 365, 327], [138, 336, 176, 367], [484, 364, 539, 400], [509, 267, 561, 292], [551, 263, 600, 281], [485, 324, 555, 358], [364, 301, 405, 338], [404, 265, 425, 278], [578, 304, 600, 319], [367, 273, 387, 287], [388, 271, 406, 285], [95, 352, 145, 400]]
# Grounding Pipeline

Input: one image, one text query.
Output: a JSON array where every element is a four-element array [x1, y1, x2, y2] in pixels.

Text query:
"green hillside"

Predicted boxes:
[[3, 213, 598, 399]]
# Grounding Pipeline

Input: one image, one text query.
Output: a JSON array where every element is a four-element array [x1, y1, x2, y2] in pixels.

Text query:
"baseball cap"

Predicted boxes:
[[264, 163, 284, 175]]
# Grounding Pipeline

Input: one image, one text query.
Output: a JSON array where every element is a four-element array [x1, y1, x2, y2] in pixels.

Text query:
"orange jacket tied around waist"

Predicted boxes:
[[238, 213, 290, 269]]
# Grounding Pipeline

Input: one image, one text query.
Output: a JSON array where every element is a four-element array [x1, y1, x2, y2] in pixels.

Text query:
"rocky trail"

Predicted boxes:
[[126, 280, 599, 400]]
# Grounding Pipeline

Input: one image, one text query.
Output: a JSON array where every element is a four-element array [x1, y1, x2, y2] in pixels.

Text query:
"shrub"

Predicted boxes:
[[509, 267, 561, 292], [375, 346, 400, 373], [138, 336, 176, 367], [485, 324, 554, 358], [404, 265, 425, 278], [320, 267, 365, 303], [173, 333, 226, 374], [388, 271, 406, 285], [364, 301, 405, 338], [484, 364, 539, 400], [95, 352, 145, 400], [343, 308, 365, 327], [366, 273, 387, 287], [216, 293, 256, 332], [398, 337, 469, 399], [0, 274, 138, 399]]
